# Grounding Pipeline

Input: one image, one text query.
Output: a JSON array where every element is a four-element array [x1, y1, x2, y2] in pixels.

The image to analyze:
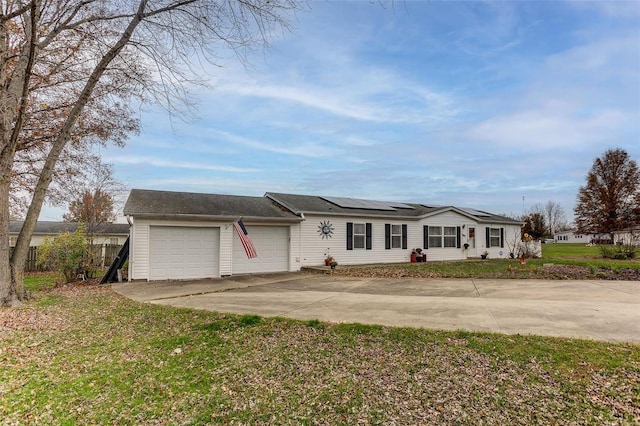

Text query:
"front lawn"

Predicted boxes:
[[336, 243, 640, 280], [0, 277, 639, 424]]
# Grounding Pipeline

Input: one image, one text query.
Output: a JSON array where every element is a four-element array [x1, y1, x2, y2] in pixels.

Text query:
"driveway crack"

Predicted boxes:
[[471, 279, 501, 332]]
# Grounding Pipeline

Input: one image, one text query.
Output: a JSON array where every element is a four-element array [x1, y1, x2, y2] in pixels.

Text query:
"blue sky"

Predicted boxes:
[[46, 0, 640, 221]]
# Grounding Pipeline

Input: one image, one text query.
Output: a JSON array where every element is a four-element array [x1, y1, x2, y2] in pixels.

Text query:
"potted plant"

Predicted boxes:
[[324, 255, 334, 266], [480, 250, 488, 260], [330, 260, 338, 269], [415, 248, 423, 262]]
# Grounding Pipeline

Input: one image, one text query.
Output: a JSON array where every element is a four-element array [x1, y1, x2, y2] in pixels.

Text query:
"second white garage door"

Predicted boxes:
[[232, 226, 289, 274], [149, 226, 219, 280]]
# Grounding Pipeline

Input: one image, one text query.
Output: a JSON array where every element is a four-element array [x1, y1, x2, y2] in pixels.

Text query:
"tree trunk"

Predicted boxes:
[[8, 1, 147, 304], [0, 155, 19, 305], [1, 1, 41, 304]]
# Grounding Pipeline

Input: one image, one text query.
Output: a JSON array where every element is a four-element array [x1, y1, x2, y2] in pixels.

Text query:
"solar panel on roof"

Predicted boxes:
[[459, 207, 492, 217], [321, 196, 397, 211], [386, 202, 415, 209]]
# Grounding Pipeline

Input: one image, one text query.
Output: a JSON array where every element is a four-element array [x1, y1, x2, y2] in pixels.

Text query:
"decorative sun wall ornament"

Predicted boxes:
[[318, 220, 335, 239]]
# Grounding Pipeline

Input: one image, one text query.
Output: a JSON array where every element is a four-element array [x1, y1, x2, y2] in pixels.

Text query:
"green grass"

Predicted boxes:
[[339, 243, 639, 280], [23, 271, 62, 292], [1, 275, 639, 424], [541, 243, 602, 258]]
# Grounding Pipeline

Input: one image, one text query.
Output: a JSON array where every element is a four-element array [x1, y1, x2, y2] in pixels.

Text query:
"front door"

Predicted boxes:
[[467, 227, 476, 257]]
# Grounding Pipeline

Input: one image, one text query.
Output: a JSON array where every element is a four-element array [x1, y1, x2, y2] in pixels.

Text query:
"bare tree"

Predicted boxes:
[[1, 0, 302, 305], [574, 148, 640, 242], [542, 201, 567, 236]]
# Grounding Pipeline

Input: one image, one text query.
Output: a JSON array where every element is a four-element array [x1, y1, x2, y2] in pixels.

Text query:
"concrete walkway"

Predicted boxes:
[[113, 272, 640, 343]]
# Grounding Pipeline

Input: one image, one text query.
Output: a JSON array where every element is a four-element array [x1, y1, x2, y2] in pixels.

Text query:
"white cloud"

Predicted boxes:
[[206, 129, 332, 158], [467, 107, 630, 150], [106, 155, 259, 173]]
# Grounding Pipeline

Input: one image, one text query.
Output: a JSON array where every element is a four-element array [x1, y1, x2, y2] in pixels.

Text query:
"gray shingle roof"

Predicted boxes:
[[9, 221, 129, 235], [123, 189, 520, 225], [123, 189, 302, 222]]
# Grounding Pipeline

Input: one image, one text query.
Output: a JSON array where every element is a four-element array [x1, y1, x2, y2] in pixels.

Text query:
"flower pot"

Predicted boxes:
[[325, 259, 331, 266], [410, 253, 417, 263]]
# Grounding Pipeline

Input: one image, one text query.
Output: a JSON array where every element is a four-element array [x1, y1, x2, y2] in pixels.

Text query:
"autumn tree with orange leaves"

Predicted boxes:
[[1, 0, 301, 306], [62, 160, 125, 243], [574, 148, 640, 243]]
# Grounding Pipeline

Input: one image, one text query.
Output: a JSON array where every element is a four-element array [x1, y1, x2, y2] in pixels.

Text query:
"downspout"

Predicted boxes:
[[126, 216, 133, 280], [298, 213, 305, 269]]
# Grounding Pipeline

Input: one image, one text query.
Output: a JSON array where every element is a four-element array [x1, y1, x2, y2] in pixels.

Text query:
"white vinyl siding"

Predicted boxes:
[[129, 219, 230, 280]]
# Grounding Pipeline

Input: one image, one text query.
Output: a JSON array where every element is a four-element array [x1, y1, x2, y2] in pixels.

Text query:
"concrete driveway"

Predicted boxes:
[[113, 272, 640, 343]]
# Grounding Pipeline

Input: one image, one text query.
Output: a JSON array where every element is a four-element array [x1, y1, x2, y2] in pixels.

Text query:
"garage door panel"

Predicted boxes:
[[150, 226, 219, 280], [233, 226, 289, 274]]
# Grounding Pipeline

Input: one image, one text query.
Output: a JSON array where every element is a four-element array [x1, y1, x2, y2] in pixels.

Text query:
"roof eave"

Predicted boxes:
[[126, 212, 303, 223], [301, 210, 422, 220]]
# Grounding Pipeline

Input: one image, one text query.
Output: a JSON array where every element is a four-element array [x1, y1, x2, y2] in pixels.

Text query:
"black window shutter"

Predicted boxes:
[[456, 226, 461, 248], [402, 224, 408, 249], [486, 227, 491, 248], [347, 222, 353, 250], [385, 224, 391, 250], [500, 228, 504, 248], [424, 226, 429, 249], [366, 223, 372, 250]]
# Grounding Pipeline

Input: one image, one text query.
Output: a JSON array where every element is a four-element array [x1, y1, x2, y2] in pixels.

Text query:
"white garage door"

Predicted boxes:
[[149, 226, 219, 280], [233, 226, 289, 274]]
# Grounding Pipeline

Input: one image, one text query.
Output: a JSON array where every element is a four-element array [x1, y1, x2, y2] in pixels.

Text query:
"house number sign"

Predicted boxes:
[[318, 220, 334, 239]]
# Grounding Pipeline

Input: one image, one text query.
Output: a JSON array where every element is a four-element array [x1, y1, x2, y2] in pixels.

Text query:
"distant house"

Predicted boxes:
[[553, 229, 638, 245], [554, 230, 590, 244], [124, 189, 523, 281], [9, 221, 130, 247], [613, 228, 640, 246]]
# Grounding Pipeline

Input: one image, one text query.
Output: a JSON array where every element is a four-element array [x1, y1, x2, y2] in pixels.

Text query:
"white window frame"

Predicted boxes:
[[428, 226, 443, 248], [443, 226, 457, 248], [353, 223, 366, 249], [490, 228, 501, 247], [391, 224, 402, 249]]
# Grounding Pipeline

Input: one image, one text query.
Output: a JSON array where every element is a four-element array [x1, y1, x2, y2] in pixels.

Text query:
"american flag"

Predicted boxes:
[[233, 219, 257, 259]]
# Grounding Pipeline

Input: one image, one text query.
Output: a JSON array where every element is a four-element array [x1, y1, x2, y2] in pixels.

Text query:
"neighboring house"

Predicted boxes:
[[9, 221, 130, 247], [553, 229, 637, 245], [554, 230, 590, 244], [613, 228, 640, 246], [124, 189, 523, 281]]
